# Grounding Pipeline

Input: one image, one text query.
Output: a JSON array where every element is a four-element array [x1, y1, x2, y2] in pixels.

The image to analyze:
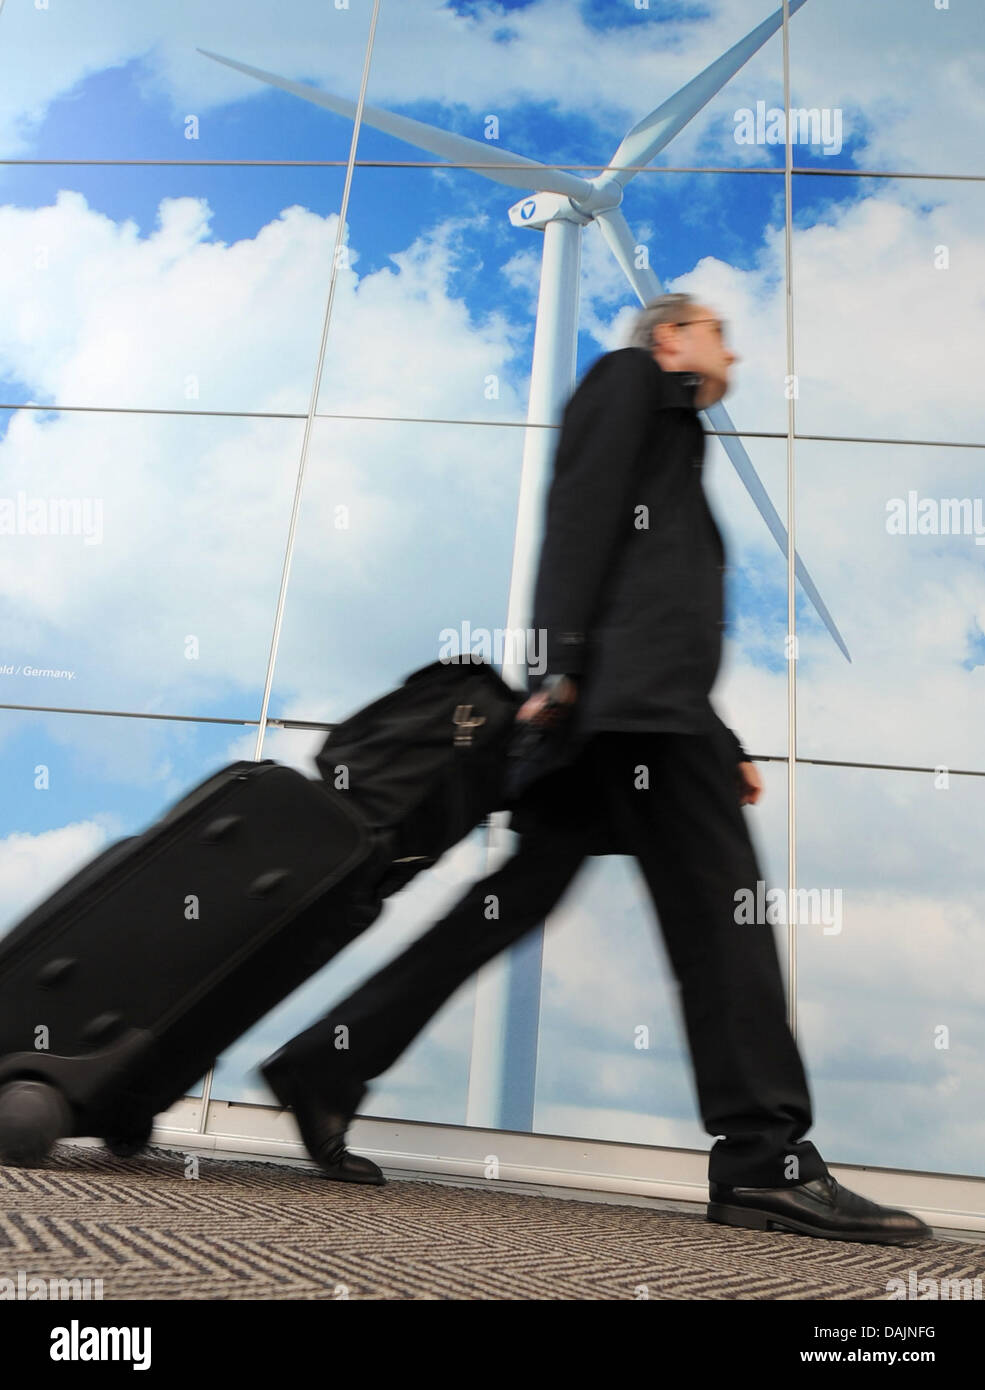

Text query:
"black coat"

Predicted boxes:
[[508, 347, 748, 853]]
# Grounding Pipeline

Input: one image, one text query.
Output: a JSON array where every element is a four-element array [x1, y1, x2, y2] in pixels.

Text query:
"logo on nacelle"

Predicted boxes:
[[520, 199, 537, 220]]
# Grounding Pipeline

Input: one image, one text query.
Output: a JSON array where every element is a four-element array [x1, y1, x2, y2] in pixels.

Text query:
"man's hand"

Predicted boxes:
[[737, 760, 763, 806], [516, 675, 578, 726]]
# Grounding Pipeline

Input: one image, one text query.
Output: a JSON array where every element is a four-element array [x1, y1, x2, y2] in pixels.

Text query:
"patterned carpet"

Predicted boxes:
[[0, 1143, 980, 1300]]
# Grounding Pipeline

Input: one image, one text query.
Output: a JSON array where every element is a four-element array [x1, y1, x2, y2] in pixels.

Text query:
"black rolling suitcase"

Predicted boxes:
[[0, 659, 522, 1168], [0, 760, 376, 1167]]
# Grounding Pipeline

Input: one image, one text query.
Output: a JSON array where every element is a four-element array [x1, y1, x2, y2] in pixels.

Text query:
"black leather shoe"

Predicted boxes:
[[260, 1048, 385, 1186], [707, 1174, 931, 1245]]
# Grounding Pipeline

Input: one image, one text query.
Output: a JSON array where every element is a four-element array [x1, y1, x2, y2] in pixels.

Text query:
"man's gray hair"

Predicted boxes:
[[627, 293, 697, 352]]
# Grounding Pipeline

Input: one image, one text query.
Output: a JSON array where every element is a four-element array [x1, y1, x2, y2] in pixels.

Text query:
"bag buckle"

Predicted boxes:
[[452, 704, 486, 746]]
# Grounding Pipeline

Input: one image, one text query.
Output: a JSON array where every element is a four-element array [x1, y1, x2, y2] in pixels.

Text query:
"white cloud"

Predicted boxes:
[[786, 185, 985, 442], [789, 0, 985, 176], [0, 193, 337, 411], [0, 193, 525, 723], [0, 0, 979, 178], [0, 818, 114, 929]]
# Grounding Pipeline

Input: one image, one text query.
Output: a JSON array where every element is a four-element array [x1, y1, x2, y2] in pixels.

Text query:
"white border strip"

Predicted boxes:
[[126, 1099, 985, 1236]]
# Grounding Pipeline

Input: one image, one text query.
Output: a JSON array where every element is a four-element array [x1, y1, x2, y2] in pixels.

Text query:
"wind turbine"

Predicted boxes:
[[197, 0, 849, 667], [199, 0, 847, 1133]]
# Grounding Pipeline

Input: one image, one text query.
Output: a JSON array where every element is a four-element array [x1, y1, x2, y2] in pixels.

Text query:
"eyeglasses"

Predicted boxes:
[[674, 318, 728, 342]]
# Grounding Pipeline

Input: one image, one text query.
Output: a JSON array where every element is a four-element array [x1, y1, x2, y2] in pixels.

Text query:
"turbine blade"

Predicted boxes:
[[595, 208, 662, 301], [600, 0, 810, 188], [702, 404, 852, 662], [197, 49, 595, 200], [595, 204, 851, 662]]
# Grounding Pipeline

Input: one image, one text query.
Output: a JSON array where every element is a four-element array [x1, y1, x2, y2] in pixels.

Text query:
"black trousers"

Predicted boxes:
[[281, 731, 829, 1188]]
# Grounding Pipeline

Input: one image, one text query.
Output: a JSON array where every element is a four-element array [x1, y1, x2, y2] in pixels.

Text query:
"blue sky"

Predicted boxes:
[[1, 0, 984, 1178]]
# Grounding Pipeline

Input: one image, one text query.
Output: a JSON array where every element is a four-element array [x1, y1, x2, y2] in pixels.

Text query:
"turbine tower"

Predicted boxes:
[[200, 0, 842, 1130]]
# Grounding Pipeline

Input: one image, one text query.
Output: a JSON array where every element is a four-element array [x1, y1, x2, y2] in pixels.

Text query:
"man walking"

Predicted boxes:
[[262, 294, 928, 1246]]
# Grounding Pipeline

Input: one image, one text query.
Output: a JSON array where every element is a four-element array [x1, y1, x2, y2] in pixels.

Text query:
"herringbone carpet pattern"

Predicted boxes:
[[0, 1144, 979, 1300]]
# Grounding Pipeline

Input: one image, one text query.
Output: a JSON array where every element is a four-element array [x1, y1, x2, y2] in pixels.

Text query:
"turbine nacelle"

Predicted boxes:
[[507, 180, 623, 231], [507, 192, 591, 231]]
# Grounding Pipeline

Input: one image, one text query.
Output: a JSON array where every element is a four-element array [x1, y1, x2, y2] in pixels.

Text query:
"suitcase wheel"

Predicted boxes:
[[103, 1118, 154, 1159], [0, 1079, 72, 1168]]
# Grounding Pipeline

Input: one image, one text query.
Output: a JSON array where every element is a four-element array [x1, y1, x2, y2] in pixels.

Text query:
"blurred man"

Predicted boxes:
[[262, 294, 928, 1246]]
